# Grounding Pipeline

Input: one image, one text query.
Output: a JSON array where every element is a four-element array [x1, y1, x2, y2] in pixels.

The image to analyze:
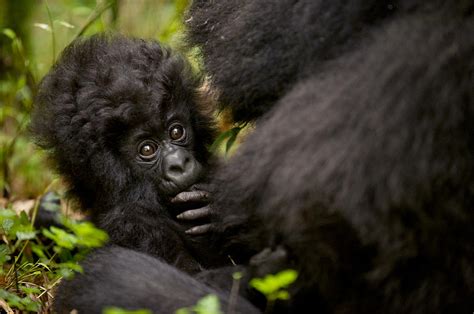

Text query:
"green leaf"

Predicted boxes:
[[210, 126, 244, 154], [210, 128, 235, 152], [20, 296, 40, 312], [19, 286, 41, 294], [0, 289, 25, 309], [66, 220, 109, 248], [194, 294, 222, 314], [57, 267, 75, 279], [42, 226, 78, 249], [2, 28, 16, 39], [0, 289, 38, 311], [1, 218, 15, 233], [103, 307, 152, 314], [0, 209, 20, 234], [272, 269, 298, 287], [276, 291, 290, 300], [0, 244, 11, 264], [15, 230, 37, 240], [19, 210, 30, 225], [249, 269, 298, 301], [30, 243, 47, 259], [58, 261, 83, 273], [225, 127, 241, 154], [175, 294, 222, 314], [0, 209, 17, 219]]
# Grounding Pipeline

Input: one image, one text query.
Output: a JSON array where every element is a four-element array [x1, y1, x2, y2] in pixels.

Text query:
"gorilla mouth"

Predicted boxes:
[[159, 180, 180, 196], [159, 179, 194, 197]]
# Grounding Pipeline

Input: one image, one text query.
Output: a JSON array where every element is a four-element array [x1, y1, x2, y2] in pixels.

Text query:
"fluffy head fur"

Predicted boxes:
[[31, 34, 215, 210], [30, 34, 218, 272]]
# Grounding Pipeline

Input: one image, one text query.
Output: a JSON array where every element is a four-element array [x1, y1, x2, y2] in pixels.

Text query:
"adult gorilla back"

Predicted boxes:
[[186, 0, 474, 312], [54, 0, 474, 313]]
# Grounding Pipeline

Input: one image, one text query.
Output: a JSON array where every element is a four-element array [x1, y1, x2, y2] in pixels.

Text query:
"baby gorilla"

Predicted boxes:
[[30, 34, 218, 273]]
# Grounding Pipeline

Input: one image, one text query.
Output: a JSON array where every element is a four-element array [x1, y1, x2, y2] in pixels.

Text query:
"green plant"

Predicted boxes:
[[103, 307, 152, 314], [210, 123, 249, 157], [249, 269, 298, 312], [176, 294, 223, 314], [0, 27, 41, 199], [0, 193, 108, 313]]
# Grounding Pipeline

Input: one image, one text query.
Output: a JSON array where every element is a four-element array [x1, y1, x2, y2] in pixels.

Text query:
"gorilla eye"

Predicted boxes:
[[169, 124, 185, 141], [138, 141, 158, 159]]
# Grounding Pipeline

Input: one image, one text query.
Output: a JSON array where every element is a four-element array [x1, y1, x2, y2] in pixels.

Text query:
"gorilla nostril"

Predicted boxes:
[[184, 157, 191, 166], [168, 164, 185, 174]]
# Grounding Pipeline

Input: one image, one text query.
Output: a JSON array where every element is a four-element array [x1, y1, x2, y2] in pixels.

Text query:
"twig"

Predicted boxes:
[[227, 272, 242, 314]]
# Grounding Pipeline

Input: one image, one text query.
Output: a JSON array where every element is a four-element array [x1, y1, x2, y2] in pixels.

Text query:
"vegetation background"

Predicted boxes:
[[0, 1, 191, 312], [1, 0, 189, 201]]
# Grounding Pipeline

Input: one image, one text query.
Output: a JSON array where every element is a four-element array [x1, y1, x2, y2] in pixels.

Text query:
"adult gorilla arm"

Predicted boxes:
[[54, 246, 259, 314]]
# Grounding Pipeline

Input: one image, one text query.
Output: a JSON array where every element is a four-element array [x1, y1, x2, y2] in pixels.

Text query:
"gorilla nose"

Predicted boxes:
[[163, 149, 198, 186]]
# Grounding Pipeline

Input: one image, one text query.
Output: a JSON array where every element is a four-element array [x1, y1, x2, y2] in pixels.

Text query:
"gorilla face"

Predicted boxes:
[[121, 116, 204, 196], [31, 35, 216, 206]]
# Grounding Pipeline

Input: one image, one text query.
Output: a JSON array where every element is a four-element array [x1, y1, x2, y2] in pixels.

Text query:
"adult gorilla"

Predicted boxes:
[[54, 0, 474, 313]]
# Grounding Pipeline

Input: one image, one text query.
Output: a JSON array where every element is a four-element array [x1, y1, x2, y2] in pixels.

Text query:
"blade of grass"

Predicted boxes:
[[44, 1, 56, 64], [74, 1, 115, 39]]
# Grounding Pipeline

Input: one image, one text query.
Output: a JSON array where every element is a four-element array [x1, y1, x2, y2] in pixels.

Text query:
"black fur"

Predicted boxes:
[[186, 0, 474, 312], [49, 1, 474, 313], [30, 34, 218, 273], [53, 246, 259, 314]]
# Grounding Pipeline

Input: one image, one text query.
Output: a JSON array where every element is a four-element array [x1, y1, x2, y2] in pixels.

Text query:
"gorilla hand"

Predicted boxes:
[[172, 184, 215, 235]]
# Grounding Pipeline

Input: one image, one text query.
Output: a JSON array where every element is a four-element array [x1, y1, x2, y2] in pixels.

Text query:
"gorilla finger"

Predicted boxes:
[[185, 224, 213, 235], [171, 191, 210, 204], [176, 206, 211, 220]]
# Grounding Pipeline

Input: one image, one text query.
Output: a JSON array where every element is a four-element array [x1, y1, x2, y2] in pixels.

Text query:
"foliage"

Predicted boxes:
[[250, 269, 298, 312], [103, 294, 223, 314], [210, 124, 247, 157], [0, 193, 108, 313], [172, 270, 298, 314], [0, 27, 49, 199], [103, 307, 152, 314], [175, 294, 223, 314]]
